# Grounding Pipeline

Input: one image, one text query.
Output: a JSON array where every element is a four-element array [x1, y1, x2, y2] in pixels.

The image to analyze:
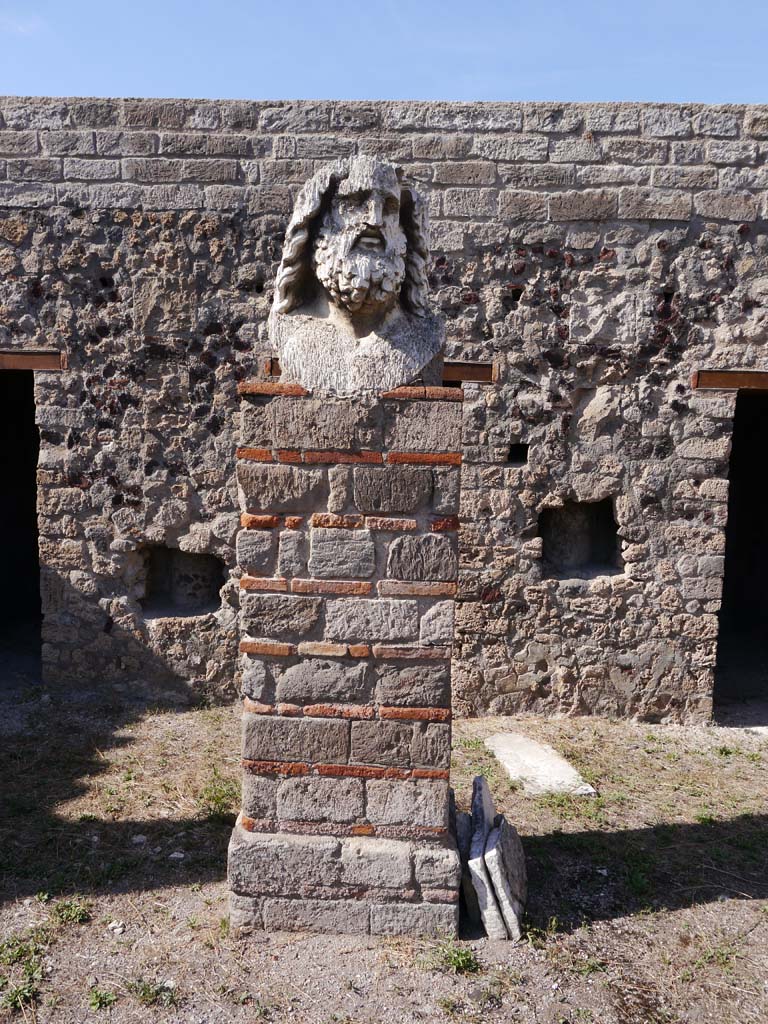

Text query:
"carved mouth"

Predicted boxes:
[[355, 228, 385, 250]]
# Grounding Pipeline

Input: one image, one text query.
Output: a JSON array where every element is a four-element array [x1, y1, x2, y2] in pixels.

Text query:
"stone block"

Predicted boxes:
[[411, 723, 451, 769], [432, 467, 460, 514], [275, 659, 372, 704], [383, 401, 462, 453], [419, 601, 454, 645], [240, 593, 321, 639], [278, 776, 364, 823], [277, 529, 307, 577], [468, 777, 508, 940], [341, 837, 412, 888], [241, 656, 273, 702], [353, 465, 433, 514], [236, 530, 276, 575], [249, 397, 382, 451], [262, 897, 369, 934], [387, 535, 458, 582], [325, 598, 419, 642], [242, 714, 349, 763], [374, 663, 451, 707], [548, 189, 618, 221], [237, 463, 327, 512], [473, 134, 549, 162], [351, 720, 414, 767], [618, 187, 692, 220], [369, 902, 458, 937], [414, 841, 462, 888], [642, 105, 692, 137], [443, 187, 497, 217], [308, 528, 375, 579], [498, 190, 548, 220], [229, 893, 262, 933], [366, 779, 449, 827], [694, 189, 758, 221], [485, 816, 527, 941], [242, 773, 278, 819], [228, 827, 342, 893]]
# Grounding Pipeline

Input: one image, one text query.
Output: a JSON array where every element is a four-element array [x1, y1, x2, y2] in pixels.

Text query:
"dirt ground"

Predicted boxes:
[[1, 677, 766, 1024]]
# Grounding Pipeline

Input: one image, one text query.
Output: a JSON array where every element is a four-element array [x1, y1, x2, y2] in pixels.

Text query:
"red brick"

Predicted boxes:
[[347, 644, 371, 658], [242, 698, 274, 714], [276, 702, 302, 716], [381, 386, 426, 399], [372, 644, 452, 660], [276, 449, 303, 463], [242, 759, 309, 776], [240, 576, 289, 592], [310, 513, 364, 528], [364, 516, 418, 531], [237, 381, 309, 396], [236, 446, 273, 462], [303, 450, 383, 465], [386, 452, 461, 466], [284, 515, 304, 529], [379, 706, 452, 722], [304, 703, 376, 719], [421, 885, 460, 901], [297, 641, 349, 657], [351, 823, 376, 836], [317, 763, 411, 780], [239, 639, 296, 656], [292, 578, 373, 595], [377, 581, 458, 597], [412, 768, 451, 781], [240, 513, 281, 529], [430, 515, 460, 532], [424, 386, 464, 402]]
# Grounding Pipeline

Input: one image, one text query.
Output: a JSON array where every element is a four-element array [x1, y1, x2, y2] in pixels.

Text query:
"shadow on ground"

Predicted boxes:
[[2, 676, 768, 936]]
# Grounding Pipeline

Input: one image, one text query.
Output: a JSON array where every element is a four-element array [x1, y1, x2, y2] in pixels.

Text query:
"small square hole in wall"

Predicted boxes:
[[539, 498, 622, 579], [508, 443, 529, 465], [141, 546, 225, 618]]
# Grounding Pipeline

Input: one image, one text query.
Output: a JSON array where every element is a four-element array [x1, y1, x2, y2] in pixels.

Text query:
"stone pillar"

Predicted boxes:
[[227, 380, 462, 937]]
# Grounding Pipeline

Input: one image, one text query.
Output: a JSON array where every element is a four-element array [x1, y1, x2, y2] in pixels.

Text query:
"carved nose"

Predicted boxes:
[[365, 199, 384, 226]]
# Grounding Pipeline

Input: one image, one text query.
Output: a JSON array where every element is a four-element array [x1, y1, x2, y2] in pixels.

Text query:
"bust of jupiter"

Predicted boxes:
[[268, 155, 444, 397]]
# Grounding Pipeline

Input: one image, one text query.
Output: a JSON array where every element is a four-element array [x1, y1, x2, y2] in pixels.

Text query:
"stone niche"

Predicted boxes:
[[539, 498, 622, 579], [140, 546, 225, 618]]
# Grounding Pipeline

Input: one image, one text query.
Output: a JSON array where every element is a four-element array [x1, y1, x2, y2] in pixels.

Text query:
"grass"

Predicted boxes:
[[425, 938, 482, 975], [89, 987, 118, 1010], [128, 978, 180, 1008]]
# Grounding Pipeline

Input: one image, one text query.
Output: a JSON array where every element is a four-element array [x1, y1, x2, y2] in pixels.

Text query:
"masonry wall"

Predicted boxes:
[[1, 97, 767, 716]]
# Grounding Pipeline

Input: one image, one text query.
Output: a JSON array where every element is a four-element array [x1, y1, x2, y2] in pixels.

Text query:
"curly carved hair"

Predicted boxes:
[[272, 157, 431, 317]]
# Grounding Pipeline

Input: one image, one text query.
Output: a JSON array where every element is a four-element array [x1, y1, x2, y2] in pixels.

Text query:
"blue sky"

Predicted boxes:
[[0, 1, 765, 103]]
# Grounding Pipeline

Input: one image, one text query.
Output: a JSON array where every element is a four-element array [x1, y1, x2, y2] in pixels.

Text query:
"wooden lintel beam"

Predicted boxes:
[[691, 370, 768, 391], [0, 350, 67, 371]]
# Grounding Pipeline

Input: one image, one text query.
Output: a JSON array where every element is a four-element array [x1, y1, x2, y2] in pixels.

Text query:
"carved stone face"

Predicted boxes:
[[312, 161, 407, 315]]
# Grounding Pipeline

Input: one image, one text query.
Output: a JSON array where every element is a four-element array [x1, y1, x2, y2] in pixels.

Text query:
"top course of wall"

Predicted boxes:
[[0, 98, 766, 225]]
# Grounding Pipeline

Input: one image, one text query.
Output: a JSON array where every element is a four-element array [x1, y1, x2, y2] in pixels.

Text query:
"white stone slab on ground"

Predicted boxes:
[[484, 816, 527, 941], [484, 732, 597, 796], [467, 777, 508, 940]]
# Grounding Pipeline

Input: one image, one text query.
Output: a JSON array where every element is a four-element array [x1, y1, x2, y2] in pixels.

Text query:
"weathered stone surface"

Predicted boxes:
[[275, 659, 372, 704], [485, 815, 527, 941], [366, 779, 449, 827], [350, 720, 414, 767], [411, 723, 452, 769], [237, 463, 326, 512], [374, 663, 451, 707], [242, 773, 278, 819], [278, 777, 364, 823], [240, 656, 272, 702], [228, 827, 342, 893], [242, 715, 349, 763], [414, 841, 462, 888], [277, 529, 308, 577], [263, 897, 370, 934], [419, 601, 454, 645], [370, 902, 458, 937], [325, 598, 419, 642], [308, 528, 376, 579], [383, 402, 462, 453], [484, 732, 597, 796], [240, 593, 322, 639], [341, 837, 412, 888], [236, 530, 275, 575], [387, 535, 458, 582], [352, 466, 433, 514]]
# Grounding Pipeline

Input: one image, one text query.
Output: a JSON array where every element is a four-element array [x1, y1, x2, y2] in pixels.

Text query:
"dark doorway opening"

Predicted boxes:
[[0, 371, 41, 682], [715, 391, 768, 705]]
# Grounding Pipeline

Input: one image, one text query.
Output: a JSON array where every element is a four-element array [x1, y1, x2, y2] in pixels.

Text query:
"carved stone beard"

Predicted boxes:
[[312, 221, 407, 315]]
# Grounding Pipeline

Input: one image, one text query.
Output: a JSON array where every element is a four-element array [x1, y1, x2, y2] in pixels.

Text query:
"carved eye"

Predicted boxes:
[[384, 197, 399, 215]]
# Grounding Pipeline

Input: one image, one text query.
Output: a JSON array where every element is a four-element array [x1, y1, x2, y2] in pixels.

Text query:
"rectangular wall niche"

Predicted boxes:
[[539, 498, 622, 579], [140, 547, 225, 618]]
